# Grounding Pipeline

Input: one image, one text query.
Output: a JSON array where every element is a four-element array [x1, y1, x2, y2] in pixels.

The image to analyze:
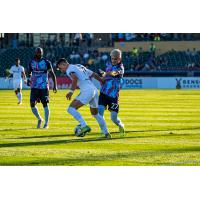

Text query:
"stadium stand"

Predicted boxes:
[[1, 47, 200, 77], [1, 33, 200, 77]]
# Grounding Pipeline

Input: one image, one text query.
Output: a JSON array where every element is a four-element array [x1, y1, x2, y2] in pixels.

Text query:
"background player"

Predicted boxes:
[[9, 58, 27, 104], [98, 49, 125, 136], [56, 58, 111, 139], [28, 47, 57, 129]]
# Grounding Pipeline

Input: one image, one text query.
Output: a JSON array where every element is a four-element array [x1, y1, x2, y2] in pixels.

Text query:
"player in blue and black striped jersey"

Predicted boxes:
[[98, 49, 125, 136], [28, 47, 57, 129]]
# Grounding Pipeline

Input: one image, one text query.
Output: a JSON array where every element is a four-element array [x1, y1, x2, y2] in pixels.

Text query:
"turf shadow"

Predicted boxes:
[[0, 128, 35, 132], [111, 126, 200, 134], [0, 134, 153, 148]]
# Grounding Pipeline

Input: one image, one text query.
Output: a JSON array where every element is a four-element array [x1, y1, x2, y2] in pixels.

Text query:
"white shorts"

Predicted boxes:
[[76, 87, 99, 108], [13, 79, 22, 90]]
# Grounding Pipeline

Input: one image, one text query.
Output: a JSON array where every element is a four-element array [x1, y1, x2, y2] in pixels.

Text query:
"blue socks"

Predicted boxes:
[[31, 107, 42, 120], [44, 106, 50, 126]]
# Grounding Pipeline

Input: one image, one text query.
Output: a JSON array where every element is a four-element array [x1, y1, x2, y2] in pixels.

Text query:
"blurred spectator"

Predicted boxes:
[[110, 33, 116, 46], [46, 37, 51, 47], [69, 51, 76, 63], [149, 43, 156, 57], [83, 51, 90, 64], [52, 36, 58, 46], [138, 47, 143, 54], [73, 33, 82, 46], [12, 36, 17, 48], [88, 58, 94, 66], [186, 49, 191, 56], [74, 52, 81, 62], [142, 63, 150, 71], [154, 33, 160, 41], [125, 33, 136, 41], [101, 53, 108, 61], [191, 48, 197, 56], [85, 33, 94, 47], [40, 37, 45, 48], [118, 33, 125, 42], [131, 47, 139, 57]]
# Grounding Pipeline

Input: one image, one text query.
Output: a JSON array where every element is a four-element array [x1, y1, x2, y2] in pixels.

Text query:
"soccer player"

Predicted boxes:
[[9, 58, 27, 105], [28, 47, 57, 129], [56, 58, 111, 139], [98, 49, 125, 135]]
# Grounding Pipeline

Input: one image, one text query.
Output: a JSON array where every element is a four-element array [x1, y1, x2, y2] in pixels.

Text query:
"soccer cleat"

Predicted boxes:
[[76, 125, 91, 137], [105, 133, 112, 139], [18, 101, 22, 105], [37, 118, 43, 129], [43, 124, 49, 129], [119, 124, 125, 136], [99, 132, 112, 139]]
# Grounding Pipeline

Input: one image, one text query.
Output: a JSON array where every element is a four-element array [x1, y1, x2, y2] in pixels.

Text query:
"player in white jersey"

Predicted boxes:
[[56, 58, 111, 139], [9, 58, 27, 104]]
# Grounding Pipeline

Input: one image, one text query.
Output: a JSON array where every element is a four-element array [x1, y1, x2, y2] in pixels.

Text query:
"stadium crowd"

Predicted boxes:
[[1, 33, 200, 77]]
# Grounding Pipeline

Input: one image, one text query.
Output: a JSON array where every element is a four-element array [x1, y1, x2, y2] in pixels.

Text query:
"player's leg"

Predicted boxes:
[[14, 89, 18, 100], [13, 80, 20, 103], [98, 92, 106, 116], [30, 89, 43, 128], [68, 90, 98, 136], [17, 88, 22, 104], [67, 99, 91, 136], [42, 102, 49, 129], [108, 97, 125, 135], [89, 91, 111, 139], [110, 111, 125, 135], [41, 89, 50, 129], [90, 107, 111, 139], [17, 80, 23, 104]]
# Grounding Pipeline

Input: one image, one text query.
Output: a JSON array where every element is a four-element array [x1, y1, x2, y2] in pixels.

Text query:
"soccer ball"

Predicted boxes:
[[74, 124, 82, 137]]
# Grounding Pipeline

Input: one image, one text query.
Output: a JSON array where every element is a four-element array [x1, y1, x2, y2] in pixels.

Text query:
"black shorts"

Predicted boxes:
[[30, 88, 49, 104], [98, 92, 119, 113]]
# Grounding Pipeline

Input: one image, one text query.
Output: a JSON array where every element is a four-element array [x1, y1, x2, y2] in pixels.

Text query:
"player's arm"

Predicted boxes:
[[6, 67, 13, 78], [66, 72, 77, 100], [22, 69, 27, 84], [99, 68, 120, 77], [106, 65, 124, 77], [27, 62, 33, 86], [106, 70, 122, 76], [91, 72, 104, 84], [47, 61, 57, 93]]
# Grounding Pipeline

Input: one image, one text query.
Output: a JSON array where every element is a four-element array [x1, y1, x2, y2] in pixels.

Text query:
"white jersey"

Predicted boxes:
[[66, 64, 95, 91], [9, 65, 25, 81]]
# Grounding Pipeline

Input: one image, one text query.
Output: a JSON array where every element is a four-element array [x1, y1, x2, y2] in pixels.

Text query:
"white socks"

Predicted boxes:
[[67, 107, 87, 128], [93, 114, 109, 135], [111, 111, 123, 127], [17, 92, 22, 102]]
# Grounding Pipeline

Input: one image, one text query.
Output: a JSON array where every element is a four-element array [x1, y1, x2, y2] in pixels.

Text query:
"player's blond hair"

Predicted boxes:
[[110, 49, 122, 58]]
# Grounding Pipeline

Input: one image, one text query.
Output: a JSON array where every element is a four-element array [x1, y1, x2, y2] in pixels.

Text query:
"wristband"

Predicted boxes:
[[69, 89, 74, 93]]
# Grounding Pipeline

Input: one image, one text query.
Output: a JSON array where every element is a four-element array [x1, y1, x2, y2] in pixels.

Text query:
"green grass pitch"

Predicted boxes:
[[1, 89, 200, 166]]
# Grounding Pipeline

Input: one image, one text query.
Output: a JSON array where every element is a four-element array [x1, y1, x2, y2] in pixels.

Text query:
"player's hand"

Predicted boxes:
[[109, 71, 118, 76], [99, 69, 106, 77], [66, 92, 73, 100], [27, 79, 32, 86], [53, 86, 57, 93]]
